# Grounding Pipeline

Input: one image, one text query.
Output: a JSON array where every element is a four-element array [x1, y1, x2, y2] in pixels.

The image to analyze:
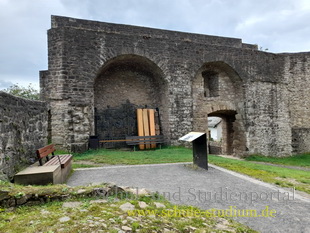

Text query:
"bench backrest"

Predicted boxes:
[[126, 135, 164, 145], [36, 144, 56, 165]]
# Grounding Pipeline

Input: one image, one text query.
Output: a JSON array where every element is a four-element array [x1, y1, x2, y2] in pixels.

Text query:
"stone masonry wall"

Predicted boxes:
[[243, 81, 292, 156], [0, 92, 48, 180], [41, 16, 310, 156], [285, 53, 310, 153]]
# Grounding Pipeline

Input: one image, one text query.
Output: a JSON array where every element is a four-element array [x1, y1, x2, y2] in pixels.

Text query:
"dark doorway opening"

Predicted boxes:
[[208, 110, 236, 155], [93, 55, 168, 148]]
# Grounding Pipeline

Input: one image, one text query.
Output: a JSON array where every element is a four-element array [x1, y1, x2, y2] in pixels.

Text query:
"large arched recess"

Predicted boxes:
[[94, 54, 168, 146], [192, 61, 247, 156]]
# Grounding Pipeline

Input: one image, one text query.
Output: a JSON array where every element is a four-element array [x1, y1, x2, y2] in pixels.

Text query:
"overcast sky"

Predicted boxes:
[[0, 0, 310, 90]]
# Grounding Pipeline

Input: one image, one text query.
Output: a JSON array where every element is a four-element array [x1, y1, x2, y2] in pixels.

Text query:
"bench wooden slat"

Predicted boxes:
[[37, 144, 72, 168], [127, 142, 163, 145], [126, 135, 164, 146], [59, 154, 72, 168], [99, 139, 128, 143], [100, 136, 163, 142], [44, 154, 72, 168], [126, 139, 164, 144], [36, 144, 56, 159], [126, 135, 163, 139], [126, 138, 163, 141], [43, 157, 59, 166]]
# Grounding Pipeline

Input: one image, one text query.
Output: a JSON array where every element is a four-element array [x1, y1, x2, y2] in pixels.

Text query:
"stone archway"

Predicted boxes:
[[208, 109, 237, 155], [192, 61, 247, 156], [94, 54, 168, 146]]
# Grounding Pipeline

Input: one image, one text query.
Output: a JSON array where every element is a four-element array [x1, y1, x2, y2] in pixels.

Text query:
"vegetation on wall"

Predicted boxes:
[[2, 83, 39, 100]]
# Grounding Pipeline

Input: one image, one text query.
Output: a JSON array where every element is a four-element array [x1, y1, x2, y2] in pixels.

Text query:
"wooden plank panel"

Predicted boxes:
[[148, 109, 156, 148], [136, 109, 145, 150], [154, 110, 160, 135], [142, 109, 150, 149]]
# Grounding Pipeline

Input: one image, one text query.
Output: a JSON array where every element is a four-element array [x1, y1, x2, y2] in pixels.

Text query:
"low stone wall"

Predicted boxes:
[[0, 184, 126, 207], [0, 183, 150, 208], [0, 92, 48, 181]]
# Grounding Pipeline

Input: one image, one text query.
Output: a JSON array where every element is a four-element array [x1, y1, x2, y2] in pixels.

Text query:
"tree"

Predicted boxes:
[[259, 46, 269, 52], [2, 83, 40, 100]]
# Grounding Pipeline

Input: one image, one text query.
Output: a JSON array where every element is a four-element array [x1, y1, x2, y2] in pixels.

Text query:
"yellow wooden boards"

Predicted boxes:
[[154, 110, 160, 135], [136, 109, 144, 150], [136, 108, 158, 150], [148, 109, 156, 148], [142, 109, 150, 149]]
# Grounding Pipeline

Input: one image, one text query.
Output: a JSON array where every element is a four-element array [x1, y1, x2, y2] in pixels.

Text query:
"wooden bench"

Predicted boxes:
[[37, 144, 72, 168], [14, 144, 72, 185], [37, 144, 72, 182], [126, 135, 164, 150], [99, 139, 128, 148]]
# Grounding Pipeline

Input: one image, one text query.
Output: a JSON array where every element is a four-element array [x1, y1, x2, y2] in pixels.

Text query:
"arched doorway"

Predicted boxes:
[[192, 61, 246, 156], [208, 110, 237, 155], [94, 54, 168, 147]]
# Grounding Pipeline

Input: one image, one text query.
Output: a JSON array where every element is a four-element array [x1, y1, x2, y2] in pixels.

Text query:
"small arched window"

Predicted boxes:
[[203, 70, 219, 97]]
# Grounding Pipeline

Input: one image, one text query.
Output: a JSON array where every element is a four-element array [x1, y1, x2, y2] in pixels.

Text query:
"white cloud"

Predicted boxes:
[[0, 74, 40, 91], [0, 79, 13, 90], [0, 0, 69, 88], [0, 0, 309, 88]]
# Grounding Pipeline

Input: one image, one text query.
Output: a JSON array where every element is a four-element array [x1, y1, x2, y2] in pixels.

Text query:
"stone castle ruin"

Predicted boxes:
[[1, 15, 310, 179], [39, 15, 310, 157]]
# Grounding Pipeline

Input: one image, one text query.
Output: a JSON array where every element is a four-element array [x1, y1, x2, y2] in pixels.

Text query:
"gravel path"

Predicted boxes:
[[67, 163, 310, 233]]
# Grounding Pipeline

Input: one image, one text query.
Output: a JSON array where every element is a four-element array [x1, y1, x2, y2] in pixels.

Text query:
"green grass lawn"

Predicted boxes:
[[72, 147, 310, 194], [209, 155, 310, 194], [244, 153, 310, 167], [73, 146, 193, 165]]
